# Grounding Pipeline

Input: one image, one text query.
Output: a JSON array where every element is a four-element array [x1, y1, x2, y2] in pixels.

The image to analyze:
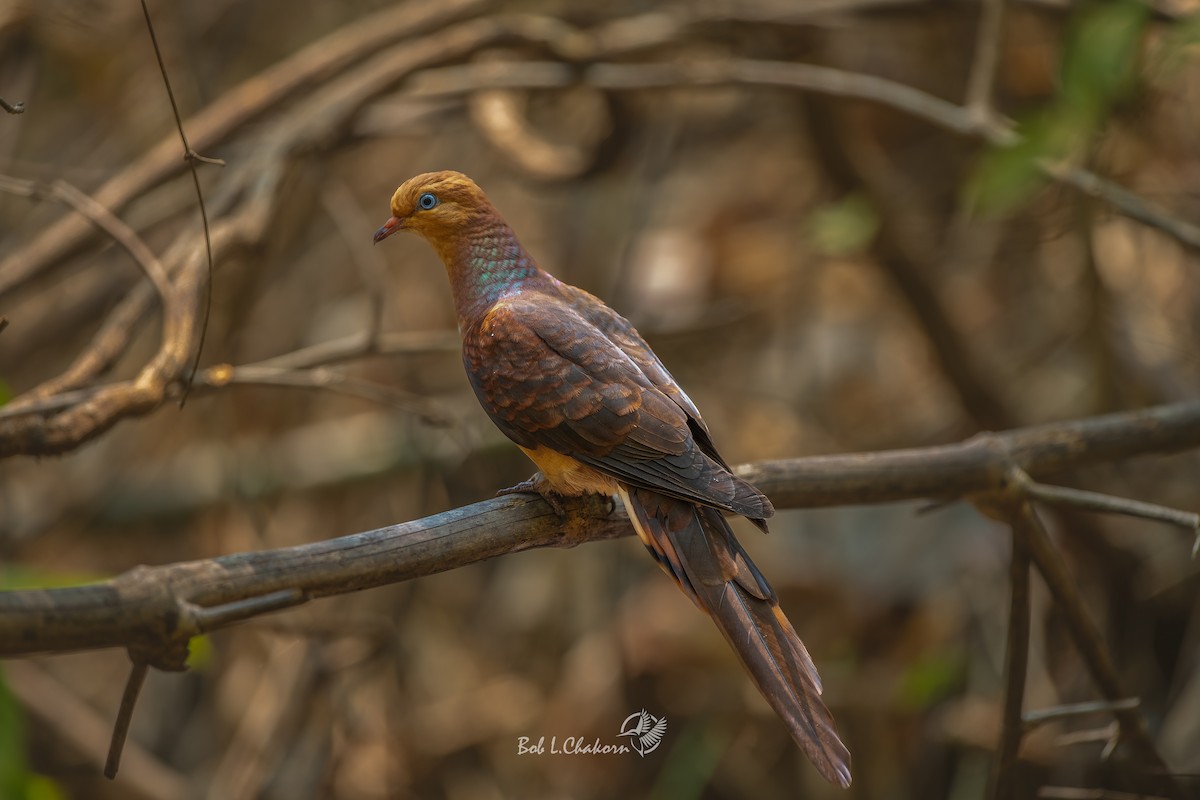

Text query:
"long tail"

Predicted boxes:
[[617, 485, 852, 788]]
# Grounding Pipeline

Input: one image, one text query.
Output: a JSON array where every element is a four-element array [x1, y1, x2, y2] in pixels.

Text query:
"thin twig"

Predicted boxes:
[[1008, 500, 1184, 799], [0, 329, 460, 424], [1024, 698, 1141, 730], [965, 0, 1005, 124], [193, 363, 454, 426], [256, 329, 460, 370], [3, 660, 188, 800], [320, 179, 390, 345], [139, 0, 218, 404], [1038, 787, 1168, 800], [0, 0, 491, 300], [0, 97, 24, 114], [105, 661, 149, 779], [0, 175, 172, 301], [1054, 721, 1119, 751], [993, 507, 1031, 800], [1044, 162, 1200, 251], [183, 588, 308, 630], [408, 58, 1200, 252], [1023, 480, 1199, 533]]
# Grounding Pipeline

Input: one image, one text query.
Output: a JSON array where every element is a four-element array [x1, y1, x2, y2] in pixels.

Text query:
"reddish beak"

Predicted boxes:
[[373, 215, 404, 244]]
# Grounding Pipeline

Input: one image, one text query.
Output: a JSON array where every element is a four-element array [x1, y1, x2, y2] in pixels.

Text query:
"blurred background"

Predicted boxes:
[[2, 0, 1199, 798]]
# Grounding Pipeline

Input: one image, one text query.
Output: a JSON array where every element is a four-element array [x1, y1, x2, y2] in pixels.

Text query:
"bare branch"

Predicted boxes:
[[1038, 788, 1168, 800], [1024, 698, 1141, 730], [105, 661, 149, 779], [1022, 481, 1199, 532], [4, 660, 187, 800], [1053, 720, 1120, 752], [992, 504, 1031, 800], [1007, 501, 1183, 798], [0, 0, 491, 300], [193, 362, 453, 426], [965, 0, 1006, 124], [408, 57, 1200, 252], [320, 179, 390, 345], [1043, 163, 1200, 251], [741, 401, 1200, 509], [0, 175, 172, 302], [138, 0, 218, 402], [0, 331, 459, 426], [0, 96, 24, 114], [254, 329, 460, 371], [3, 400, 1199, 660]]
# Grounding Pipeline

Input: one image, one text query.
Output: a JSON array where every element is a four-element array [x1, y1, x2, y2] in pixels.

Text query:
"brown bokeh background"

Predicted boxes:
[[2, 1, 1199, 798]]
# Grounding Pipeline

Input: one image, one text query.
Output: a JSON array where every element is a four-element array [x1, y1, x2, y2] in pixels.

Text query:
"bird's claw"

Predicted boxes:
[[497, 474, 567, 516]]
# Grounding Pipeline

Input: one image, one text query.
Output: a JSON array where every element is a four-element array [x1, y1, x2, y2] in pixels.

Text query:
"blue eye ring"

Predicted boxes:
[[418, 192, 439, 210]]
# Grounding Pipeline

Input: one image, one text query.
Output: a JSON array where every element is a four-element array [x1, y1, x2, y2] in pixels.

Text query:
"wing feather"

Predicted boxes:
[[463, 293, 771, 519]]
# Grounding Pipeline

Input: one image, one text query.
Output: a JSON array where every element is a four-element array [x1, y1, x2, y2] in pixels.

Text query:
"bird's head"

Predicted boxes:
[[373, 170, 491, 246]]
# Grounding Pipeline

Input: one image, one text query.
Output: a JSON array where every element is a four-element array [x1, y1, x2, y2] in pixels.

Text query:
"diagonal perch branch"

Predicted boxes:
[[3, 401, 1197, 788], [2, 400, 1199, 660]]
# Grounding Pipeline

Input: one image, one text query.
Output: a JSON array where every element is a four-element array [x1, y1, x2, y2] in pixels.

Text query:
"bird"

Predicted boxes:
[[374, 171, 851, 787]]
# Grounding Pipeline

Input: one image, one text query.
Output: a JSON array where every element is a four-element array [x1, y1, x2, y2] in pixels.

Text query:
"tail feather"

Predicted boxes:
[[618, 485, 852, 789]]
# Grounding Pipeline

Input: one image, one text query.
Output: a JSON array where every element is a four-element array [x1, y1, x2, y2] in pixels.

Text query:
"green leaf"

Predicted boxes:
[[0, 669, 29, 800], [1060, 0, 1149, 121], [968, 111, 1076, 214], [806, 194, 879, 256], [897, 648, 966, 710], [969, 0, 1150, 216], [649, 722, 729, 800], [186, 634, 214, 671], [23, 776, 66, 800]]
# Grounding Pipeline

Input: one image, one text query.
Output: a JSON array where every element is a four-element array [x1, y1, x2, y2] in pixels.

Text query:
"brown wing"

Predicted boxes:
[[554, 283, 747, 472], [463, 293, 771, 520]]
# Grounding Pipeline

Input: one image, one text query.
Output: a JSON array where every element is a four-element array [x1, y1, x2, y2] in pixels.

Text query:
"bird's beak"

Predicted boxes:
[[373, 215, 404, 244]]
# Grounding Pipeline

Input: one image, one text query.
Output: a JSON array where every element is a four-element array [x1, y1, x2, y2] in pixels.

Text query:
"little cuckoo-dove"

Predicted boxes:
[[374, 171, 851, 787]]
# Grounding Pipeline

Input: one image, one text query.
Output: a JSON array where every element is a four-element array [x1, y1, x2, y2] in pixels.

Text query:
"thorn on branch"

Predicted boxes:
[[0, 97, 24, 114]]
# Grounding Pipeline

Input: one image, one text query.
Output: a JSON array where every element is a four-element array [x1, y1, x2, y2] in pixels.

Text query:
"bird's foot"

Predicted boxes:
[[497, 473, 567, 516]]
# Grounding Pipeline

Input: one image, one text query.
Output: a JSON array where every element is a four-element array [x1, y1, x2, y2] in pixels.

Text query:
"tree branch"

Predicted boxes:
[[992, 500, 1031, 800], [1008, 499, 1183, 798], [407, 57, 1200, 252], [3, 400, 1198, 660], [0, 0, 490, 301]]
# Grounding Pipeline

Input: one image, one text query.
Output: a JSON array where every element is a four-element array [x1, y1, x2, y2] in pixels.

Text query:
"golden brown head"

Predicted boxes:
[[373, 170, 495, 246]]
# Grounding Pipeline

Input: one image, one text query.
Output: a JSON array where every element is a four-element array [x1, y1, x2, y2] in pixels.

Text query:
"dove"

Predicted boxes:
[[375, 171, 851, 787]]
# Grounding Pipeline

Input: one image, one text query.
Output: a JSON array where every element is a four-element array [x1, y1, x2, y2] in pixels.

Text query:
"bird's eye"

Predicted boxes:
[[418, 192, 439, 210]]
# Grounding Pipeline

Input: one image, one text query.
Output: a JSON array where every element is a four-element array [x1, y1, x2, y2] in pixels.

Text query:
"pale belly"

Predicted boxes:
[[518, 445, 619, 496]]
